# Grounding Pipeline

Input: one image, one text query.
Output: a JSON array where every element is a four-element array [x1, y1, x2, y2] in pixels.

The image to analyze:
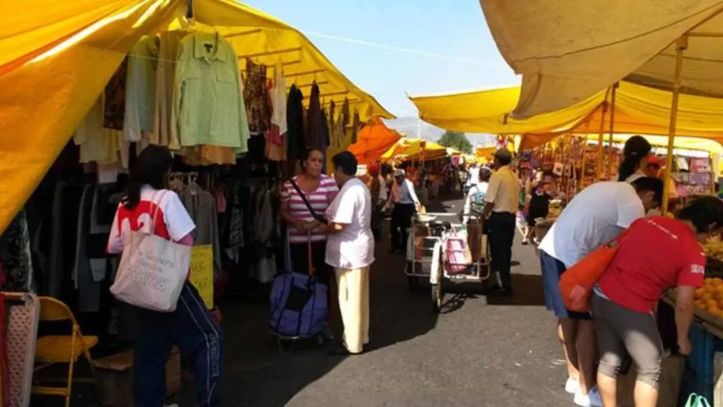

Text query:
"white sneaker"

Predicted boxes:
[[565, 377, 579, 394], [573, 387, 603, 407]]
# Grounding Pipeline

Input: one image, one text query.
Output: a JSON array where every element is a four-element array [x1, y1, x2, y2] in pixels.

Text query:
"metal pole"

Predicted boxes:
[[186, 0, 194, 19], [596, 102, 608, 180], [607, 82, 618, 178], [662, 36, 688, 214]]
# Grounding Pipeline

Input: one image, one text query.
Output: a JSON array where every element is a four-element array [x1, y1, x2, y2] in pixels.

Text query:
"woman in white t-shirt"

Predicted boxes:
[[325, 151, 374, 355], [106, 146, 222, 406], [619, 135, 652, 183]]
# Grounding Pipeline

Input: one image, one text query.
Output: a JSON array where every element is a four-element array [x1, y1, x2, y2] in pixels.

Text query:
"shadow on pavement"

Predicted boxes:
[[486, 274, 545, 307], [195, 223, 440, 406]]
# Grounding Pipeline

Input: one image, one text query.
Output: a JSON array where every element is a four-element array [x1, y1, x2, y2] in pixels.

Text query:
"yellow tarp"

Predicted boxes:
[[381, 138, 447, 162], [479, 0, 723, 117], [0, 0, 393, 233], [411, 81, 723, 142], [347, 117, 402, 165]]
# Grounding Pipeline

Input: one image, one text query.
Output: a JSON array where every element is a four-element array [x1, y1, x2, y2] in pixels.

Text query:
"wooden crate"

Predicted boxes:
[[94, 347, 181, 406]]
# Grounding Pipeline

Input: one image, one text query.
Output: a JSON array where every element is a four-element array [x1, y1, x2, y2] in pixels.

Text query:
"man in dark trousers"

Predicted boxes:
[[482, 149, 520, 296]]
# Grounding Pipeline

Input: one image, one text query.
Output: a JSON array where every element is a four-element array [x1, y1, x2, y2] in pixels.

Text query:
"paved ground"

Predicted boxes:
[[197, 196, 575, 407]]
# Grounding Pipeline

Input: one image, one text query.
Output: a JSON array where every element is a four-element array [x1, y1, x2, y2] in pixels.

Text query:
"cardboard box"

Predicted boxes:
[[94, 347, 181, 406]]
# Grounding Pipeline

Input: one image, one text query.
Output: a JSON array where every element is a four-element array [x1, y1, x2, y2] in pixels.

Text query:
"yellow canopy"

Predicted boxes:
[[586, 134, 723, 155], [480, 0, 723, 117], [381, 138, 447, 162], [411, 81, 723, 141], [0, 0, 393, 233]]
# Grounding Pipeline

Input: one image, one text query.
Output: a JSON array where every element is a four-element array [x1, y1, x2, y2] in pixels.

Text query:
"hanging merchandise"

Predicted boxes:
[[329, 101, 339, 148], [74, 95, 128, 168], [124, 35, 160, 143], [244, 58, 272, 134], [266, 63, 287, 162], [351, 109, 360, 145], [0, 211, 34, 292], [286, 84, 306, 160], [182, 146, 237, 166], [103, 58, 128, 131], [153, 30, 188, 150], [339, 98, 350, 148], [305, 82, 323, 150], [174, 32, 250, 151], [174, 176, 223, 279]]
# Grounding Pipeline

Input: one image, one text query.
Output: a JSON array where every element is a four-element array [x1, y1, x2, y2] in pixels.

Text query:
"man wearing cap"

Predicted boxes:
[[482, 149, 520, 295], [388, 169, 420, 253]]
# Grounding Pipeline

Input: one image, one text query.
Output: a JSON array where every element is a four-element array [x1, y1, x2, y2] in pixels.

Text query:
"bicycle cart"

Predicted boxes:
[[430, 214, 491, 312], [404, 213, 455, 290]]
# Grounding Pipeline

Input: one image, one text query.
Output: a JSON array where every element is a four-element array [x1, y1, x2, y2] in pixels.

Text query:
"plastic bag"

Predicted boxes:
[[684, 393, 711, 407]]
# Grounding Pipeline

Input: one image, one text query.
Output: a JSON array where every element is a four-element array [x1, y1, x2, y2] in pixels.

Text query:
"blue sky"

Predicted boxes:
[[242, 0, 519, 119]]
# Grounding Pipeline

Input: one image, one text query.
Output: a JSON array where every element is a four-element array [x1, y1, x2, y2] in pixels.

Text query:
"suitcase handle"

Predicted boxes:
[[307, 232, 314, 276]]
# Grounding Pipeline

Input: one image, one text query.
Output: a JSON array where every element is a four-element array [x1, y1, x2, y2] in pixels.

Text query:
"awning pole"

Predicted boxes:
[[663, 36, 688, 214], [595, 102, 608, 180], [607, 82, 618, 178]]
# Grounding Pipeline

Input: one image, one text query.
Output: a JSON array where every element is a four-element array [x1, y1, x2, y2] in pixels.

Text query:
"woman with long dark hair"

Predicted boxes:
[[618, 135, 652, 182], [280, 148, 338, 282], [106, 145, 222, 406]]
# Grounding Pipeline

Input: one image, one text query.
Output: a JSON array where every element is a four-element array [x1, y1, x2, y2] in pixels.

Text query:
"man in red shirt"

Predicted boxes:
[[592, 196, 723, 407]]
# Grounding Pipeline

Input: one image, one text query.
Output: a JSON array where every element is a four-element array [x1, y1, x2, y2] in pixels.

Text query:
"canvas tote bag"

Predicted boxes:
[[111, 191, 191, 312]]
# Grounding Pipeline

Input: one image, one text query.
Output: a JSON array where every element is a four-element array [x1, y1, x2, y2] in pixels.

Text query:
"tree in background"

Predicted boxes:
[[438, 130, 473, 154]]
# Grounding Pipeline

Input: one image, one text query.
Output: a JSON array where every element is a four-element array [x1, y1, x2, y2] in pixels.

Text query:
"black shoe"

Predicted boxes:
[[328, 342, 351, 356], [487, 286, 513, 297]]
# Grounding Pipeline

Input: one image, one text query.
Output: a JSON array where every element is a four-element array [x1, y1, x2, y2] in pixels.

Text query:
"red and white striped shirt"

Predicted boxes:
[[281, 175, 338, 243]]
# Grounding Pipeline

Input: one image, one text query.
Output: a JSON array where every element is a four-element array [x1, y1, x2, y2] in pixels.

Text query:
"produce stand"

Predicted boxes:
[[662, 288, 723, 404]]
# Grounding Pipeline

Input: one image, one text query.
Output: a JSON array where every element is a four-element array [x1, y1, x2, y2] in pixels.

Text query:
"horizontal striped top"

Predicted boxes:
[[281, 174, 338, 243]]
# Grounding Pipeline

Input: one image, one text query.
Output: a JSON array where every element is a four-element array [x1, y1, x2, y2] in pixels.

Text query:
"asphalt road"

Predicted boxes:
[[202, 196, 575, 407]]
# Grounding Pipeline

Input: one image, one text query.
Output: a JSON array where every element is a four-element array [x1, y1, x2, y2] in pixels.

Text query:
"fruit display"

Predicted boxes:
[[704, 236, 723, 262], [693, 278, 723, 321]]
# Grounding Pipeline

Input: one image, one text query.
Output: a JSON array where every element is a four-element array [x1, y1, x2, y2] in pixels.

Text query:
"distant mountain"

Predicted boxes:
[[383, 117, 496, 147]]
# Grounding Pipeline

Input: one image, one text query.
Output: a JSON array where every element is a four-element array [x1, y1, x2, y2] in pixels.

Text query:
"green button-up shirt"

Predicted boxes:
[[173, 32, 249, 151]]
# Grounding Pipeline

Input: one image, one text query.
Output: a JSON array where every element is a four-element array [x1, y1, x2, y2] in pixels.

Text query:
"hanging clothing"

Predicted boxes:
[[153, 30, 188, 150], [305, 82, 323, 149], [269, 63, 287, 136], [243, 58, 271, 134], [351, 109, 360, 145], [328, 101, 338, 148], [74, 96, 126, 166], [339, 98, 350, 147], [180, 185, 223, 278], [321, 108, 330, 156], [266, 65, 287, 162], [0, 210, 34, 292], [182, 146, 236, 166], [286, 85, 306, 160], [173, 32, 250, 150], [73, 185, 101, 312], [104, 58, 128, 131], [124, 35, 159, 142]]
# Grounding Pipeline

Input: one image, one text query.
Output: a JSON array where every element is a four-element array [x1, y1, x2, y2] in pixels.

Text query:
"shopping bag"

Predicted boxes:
[[110, 192, 190, 312], [684, 393, 711, 407], [558, 233, 625, 312]]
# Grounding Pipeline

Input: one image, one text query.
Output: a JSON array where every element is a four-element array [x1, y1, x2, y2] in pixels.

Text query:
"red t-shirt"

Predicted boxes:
[[598, 216, 705, 313]]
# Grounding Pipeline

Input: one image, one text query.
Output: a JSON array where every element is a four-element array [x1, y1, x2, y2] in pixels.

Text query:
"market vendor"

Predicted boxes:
[[619, 135, 653, 183], [592, 196, 723, 407]]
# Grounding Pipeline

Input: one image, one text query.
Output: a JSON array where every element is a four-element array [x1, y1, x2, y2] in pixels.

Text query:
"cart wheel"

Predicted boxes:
[[431, 282, 443, 313]]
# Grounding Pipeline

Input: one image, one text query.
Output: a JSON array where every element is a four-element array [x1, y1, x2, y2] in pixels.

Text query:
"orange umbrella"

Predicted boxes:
[[348, 116, 402, 165]]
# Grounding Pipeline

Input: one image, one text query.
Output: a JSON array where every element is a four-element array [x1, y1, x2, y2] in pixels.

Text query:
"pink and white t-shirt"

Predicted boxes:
[[281, 175, 338, 243], [106, 187, 196, 255]]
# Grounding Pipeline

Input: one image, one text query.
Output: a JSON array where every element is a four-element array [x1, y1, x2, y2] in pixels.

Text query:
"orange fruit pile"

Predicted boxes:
[[694, 278, 723, 318]]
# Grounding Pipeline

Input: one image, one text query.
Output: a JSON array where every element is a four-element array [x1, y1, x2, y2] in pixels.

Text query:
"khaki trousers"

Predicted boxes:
[[334, 267, 370, 354]]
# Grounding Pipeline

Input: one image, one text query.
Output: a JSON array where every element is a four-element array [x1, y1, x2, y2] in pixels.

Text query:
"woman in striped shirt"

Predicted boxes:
[[280, 148, 339, 283]]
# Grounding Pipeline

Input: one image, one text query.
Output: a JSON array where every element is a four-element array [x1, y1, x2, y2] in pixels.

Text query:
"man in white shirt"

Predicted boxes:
[[482, 149, 520, 296], [326, 151, 375, 355], [538, 177, 663, 407]]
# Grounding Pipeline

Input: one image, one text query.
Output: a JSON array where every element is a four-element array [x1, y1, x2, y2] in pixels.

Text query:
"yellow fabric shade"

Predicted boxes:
[[411, 81, 723, 142], [381, 138, 447, 162], [480, 0, 723, 117], [0, 0, 392, 233]]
